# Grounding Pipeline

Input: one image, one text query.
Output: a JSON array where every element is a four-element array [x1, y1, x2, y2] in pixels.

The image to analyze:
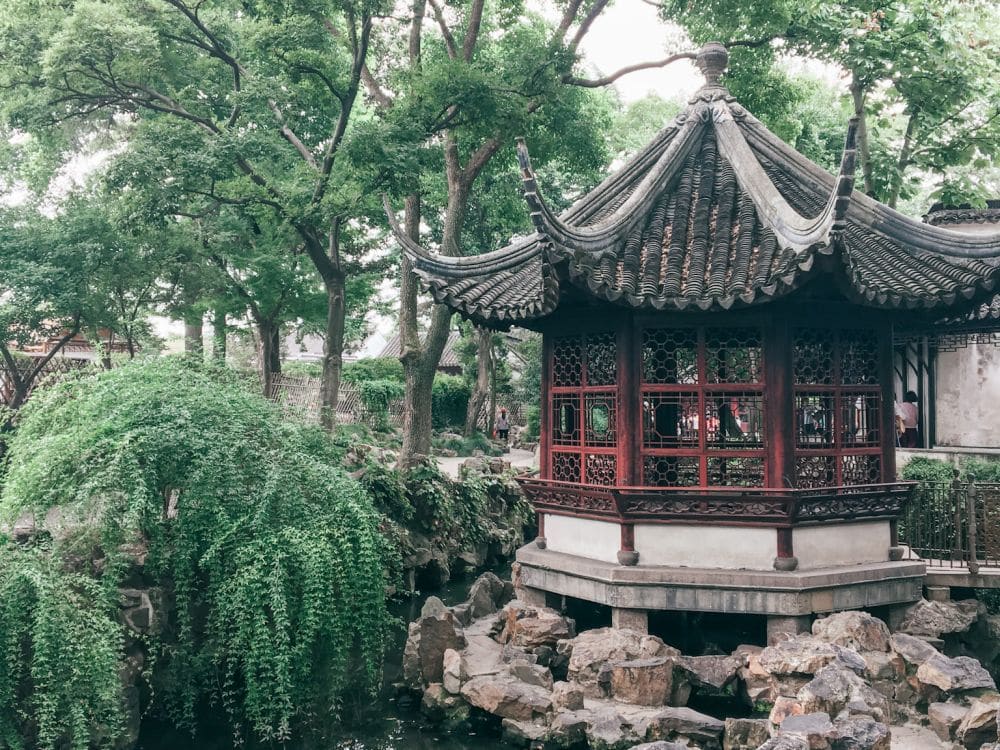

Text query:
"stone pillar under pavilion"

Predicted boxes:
[[387, 43, 1000, 639]]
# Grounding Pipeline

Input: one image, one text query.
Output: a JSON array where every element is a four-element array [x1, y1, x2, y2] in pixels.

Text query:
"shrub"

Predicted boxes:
[[358, 379, 405, 432], [523, 405, 540, 441], [280, 361, 323, 379], [431, 375, 470, 430], [961, 458, 1000, 483], [900, 456, 955, 484], [0, 358, 390, 745], [342, 357, 404, 384]]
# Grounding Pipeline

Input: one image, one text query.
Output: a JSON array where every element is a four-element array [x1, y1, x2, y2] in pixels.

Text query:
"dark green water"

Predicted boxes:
[[138, 570, 506, 750]]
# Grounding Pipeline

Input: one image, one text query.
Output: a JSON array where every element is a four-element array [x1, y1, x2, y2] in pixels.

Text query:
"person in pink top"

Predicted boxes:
[[899, 391, 919, 447]]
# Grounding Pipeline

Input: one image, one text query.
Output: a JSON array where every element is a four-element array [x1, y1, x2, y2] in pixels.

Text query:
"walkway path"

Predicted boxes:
[[436, 447, 537, 479]]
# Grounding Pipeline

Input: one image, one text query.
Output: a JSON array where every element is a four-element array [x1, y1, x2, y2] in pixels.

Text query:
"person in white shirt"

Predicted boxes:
[[898, 391, 919, 447]]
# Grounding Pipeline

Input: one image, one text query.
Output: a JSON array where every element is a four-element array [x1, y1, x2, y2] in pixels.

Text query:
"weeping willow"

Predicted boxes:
[[0, 358, 390, 746]]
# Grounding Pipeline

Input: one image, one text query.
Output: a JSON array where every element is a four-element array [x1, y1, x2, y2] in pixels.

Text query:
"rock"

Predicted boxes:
[[549, 711, 589, 747], [898, 598, 979, 638], [608, 657, 673, 706], [640, 706, 725, 746], [860, 651, 904, 682], [627, 743, 690, 750], [509, 661, 554, 690], [889, 632, 938, 669], [779, 712, 835, 749], [421, 683, 471, 729], [402, 607, 467, 688], [501, 601, 575, 649], [552, 680, 585, 710], [757, 738, 810, 750], [679, 654, 742, 691], [501, 718, 547, 747], [797, 665, 890, 723], [812, 612, 891, 653], [585, 708, 644, 750], [830, 715, 891, 750], [460, 674, 553, 721], [723, 717, 770, 750], [956, 695, 1000, 749], [927, 701, 968, 741], [466, 572, 512, 619], [566, 628, 678, 698], [442, 648, 466, 694], [769, 696, 805, 726], [759, 636, 866, 677], [916, 653, 996, 693]]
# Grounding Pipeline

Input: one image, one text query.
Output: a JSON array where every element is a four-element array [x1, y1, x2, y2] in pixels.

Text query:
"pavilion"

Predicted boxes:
[[387, 43, 1000, 639]]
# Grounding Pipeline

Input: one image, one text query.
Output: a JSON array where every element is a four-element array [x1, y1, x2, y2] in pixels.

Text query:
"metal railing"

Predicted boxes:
[[899, 480, 1000, 570]]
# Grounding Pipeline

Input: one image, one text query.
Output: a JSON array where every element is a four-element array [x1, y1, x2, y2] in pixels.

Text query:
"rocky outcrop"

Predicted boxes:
[[915, 653, 995, 693], [500, 600, 576, 649], [812, 612, 890, 654], [566, 628, 679, 698], [403, 596, 468, 688]]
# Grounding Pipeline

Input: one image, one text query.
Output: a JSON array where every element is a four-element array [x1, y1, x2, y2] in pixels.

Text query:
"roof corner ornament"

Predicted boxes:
[[695, 42, 729, 87], [515, 137, 550, 239], [830, 116, 860, 247]]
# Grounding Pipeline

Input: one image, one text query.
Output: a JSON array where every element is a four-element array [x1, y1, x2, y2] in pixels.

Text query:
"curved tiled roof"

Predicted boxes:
[[386, 45, 1000, 328]]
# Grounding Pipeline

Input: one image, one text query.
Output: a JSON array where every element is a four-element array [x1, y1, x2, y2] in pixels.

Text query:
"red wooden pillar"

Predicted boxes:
[[775, 526, 797, 570], [878, 320, 896, 482], [540, 332, 551, 480], [765, 315, 794, 489], [535, 511, 547, 548], [618, 522, 638, 566]]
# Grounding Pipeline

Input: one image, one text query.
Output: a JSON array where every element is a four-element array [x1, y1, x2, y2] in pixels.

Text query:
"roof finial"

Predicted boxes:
[[696, 42, 729, 86]]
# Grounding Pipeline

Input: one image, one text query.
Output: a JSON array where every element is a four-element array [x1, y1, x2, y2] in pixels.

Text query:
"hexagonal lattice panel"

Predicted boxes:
[[585, 392, 617, 447], [585, 454, 617, 486], [793, 329, 834, 385], [552, 451, 582, 482], [706, 328, 763, 384], [796, 392, 835, 448], [552, 394, 580, 446], [705, 392, 764, 449], [707, 456, 765, 487], [642, 392, 699, 448], [841, 393, 881, 447], [840, 330, 880, 385], [795, 455, 836, 488], [841, 454, 882, 485], [643, 455, 700, 486], [642, 328, 698, 384], [587, 332, 617, 386], [552, 336, 583, 387]]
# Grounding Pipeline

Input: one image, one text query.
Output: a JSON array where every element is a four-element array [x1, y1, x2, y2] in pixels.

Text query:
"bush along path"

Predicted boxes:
[[406, 577, 1000, 750]]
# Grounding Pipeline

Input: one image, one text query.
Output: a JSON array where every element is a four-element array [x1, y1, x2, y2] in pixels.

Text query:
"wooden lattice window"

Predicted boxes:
[[640, 325, 765, 487], [549, 331, 619, 485], [793, 327, 883, 488]]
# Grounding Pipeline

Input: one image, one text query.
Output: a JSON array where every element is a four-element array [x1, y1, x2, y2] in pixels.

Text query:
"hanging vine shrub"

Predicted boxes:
[[358, 379, 405, 432], [0, 358, 391, 746]]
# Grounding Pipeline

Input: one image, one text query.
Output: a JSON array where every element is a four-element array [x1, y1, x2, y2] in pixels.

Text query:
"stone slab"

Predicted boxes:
[[516, 546, 925, 617]]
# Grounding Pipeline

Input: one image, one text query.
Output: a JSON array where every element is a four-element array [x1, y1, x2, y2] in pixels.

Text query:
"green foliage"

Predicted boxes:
[[0, 358, 390, 745], [358, 379, 405, 432], [432, 375, 472, 430], [343, 357, 405, 384], [523, 405, 540, 442], [280, 361, 324, 379], [359, 461, 414, 523], [434, 430, 505, 457], [960, 458, 1000, 483], [900, 456, 955, 484], [0, 546, 125, 750]]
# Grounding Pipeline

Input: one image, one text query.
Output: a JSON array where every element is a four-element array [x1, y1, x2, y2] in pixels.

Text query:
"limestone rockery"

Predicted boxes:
[[403, 573, 1000, 750]]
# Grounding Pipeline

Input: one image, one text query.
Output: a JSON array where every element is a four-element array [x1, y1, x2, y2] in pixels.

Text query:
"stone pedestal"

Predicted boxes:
[[766, 615, 812, 644], [516, 585, 549, 607], [612, 607, 648, 633], [926, 585, 951, 602]]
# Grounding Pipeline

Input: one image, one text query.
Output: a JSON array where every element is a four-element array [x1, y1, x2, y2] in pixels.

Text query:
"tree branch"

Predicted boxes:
[[426, 0, 458, 59], [568, 0, 611, 52], [462, 0, 485, 62], [565, 51, 696, 88]]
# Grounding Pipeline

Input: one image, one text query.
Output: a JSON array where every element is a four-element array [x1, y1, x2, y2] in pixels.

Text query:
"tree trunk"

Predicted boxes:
[[464, 327, 492, 436], [887, 112, 918, 210], [850, 78, 875, 197], [320, 275, 346, 431], [212, 309, 227, 363], [258, 319, 280, 398], [184, 315, 204, 358]]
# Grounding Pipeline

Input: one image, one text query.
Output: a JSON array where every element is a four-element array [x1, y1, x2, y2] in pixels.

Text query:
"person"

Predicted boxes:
[[898, 391, 919, 448], [496, 407, 510, 448]]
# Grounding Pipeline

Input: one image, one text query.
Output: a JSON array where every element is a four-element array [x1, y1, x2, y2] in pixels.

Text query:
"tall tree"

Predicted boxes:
[[1, 0, 388, 428]]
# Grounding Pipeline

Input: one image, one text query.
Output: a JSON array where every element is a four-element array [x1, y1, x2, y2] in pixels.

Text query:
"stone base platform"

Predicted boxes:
[[515, 545, 925, 637]]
